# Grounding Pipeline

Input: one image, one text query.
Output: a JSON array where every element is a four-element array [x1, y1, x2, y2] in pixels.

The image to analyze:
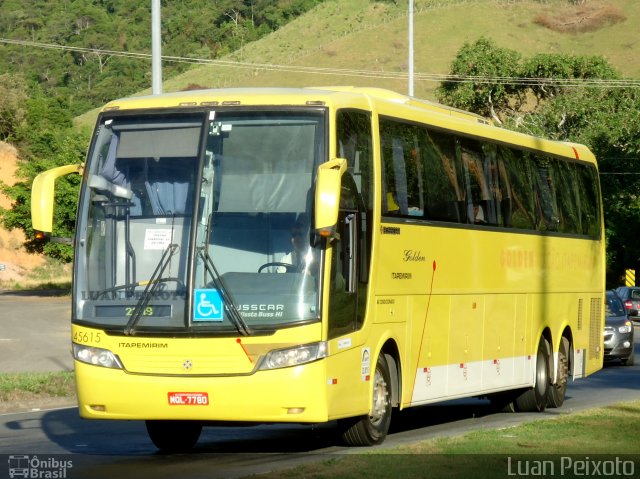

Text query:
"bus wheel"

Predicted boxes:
[[146, 420, 202, 453], [340, 354, 392, 446], [515, 337, 550, 412], [547, 337, 570, 408]]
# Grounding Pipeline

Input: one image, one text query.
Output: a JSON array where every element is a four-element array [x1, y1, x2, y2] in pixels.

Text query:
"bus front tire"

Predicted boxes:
[[547, 337, 570, 408], [515, 337, 550, 412], [146, 420, 202, 453], [340, 354, 392, 446]]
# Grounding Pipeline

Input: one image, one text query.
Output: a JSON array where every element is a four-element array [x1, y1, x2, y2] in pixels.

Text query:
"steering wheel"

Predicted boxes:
[[258, 262, 296, 273]]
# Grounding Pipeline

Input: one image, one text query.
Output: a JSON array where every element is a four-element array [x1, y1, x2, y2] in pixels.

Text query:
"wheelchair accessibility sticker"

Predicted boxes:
[[193, 289, 224, 321]]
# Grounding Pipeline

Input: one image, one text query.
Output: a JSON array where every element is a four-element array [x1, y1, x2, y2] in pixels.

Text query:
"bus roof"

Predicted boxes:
[[100, 86, 595, 164], [102, 86, 488, 123]]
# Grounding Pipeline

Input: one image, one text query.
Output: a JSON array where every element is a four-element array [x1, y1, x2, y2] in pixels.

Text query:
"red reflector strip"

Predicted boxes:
[[572, 147, 580, 160], [168, 392, 209, 405]]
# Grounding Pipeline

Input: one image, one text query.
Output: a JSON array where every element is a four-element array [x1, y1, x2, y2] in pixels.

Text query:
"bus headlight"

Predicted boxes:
[[259, 342, 328, 370], [73, 344, 123, 369]]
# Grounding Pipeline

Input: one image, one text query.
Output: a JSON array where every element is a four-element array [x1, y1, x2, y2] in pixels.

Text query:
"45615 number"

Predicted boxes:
[[73, 330, 102, 344]]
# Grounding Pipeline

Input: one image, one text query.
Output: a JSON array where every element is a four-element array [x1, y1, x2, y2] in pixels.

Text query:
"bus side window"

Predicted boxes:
[[328, 173, 366, 339], [380, 119, 425, 218], [423, 129, 464, 223], [479, 142, 503, 226], [336, 109, 373, 285], [501, 148, 537, 230], [532, 155, 560, 231], [457, 139, 491, 225], [575, 164, 600, 236], [496, 155, 513, 227], [337, 109, 373, 214], [552, 159, 581, 234]]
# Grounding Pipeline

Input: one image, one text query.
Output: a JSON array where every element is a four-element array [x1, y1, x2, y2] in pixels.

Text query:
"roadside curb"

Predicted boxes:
[[0, 396, 76, 415], [0, 289, 70, 297]]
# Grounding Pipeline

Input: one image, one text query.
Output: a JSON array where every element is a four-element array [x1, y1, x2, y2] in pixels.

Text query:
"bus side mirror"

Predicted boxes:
[[31, 164, 83, 240], [314, 158, 347, 240]]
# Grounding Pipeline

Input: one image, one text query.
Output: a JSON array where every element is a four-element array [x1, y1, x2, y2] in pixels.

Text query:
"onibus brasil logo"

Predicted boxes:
[[7, 455, 73, 478]]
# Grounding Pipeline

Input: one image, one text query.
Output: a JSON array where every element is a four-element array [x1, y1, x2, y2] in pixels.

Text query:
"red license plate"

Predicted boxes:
[[168, 392, 209, 406]]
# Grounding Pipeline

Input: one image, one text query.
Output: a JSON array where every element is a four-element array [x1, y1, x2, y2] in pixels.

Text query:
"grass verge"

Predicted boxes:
[[0, 371, 75, 402], [255, 400, 640, 479], [0, 259, 72, 292], [0, 279, 71, 292]]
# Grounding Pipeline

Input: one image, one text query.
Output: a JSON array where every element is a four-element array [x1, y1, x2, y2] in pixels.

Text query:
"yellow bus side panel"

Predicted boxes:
[[324, 342, 371, 419], [374, 222, 604, 408]]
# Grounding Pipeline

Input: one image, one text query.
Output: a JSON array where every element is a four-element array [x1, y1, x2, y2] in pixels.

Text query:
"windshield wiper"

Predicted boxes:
[[198, 247, 252, 336], [124, 243, 179, 336]]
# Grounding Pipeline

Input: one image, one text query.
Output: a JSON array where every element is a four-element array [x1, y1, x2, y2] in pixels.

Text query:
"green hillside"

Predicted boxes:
[[167, 0, 639, 96], [75, 0, 639, 127], [0, 0, 323, 119]]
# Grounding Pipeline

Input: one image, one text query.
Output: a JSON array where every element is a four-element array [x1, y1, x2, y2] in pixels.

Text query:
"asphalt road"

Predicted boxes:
[[0, 292, 73, 373], [1, 293, 639, 479]]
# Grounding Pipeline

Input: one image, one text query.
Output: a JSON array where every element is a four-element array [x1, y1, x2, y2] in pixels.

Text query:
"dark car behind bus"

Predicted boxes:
[[605, 290, 635, 366]]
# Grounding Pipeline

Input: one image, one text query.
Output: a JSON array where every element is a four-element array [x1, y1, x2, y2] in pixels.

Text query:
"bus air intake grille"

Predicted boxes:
[[577, 298, 583, 331], [588, 297, 602, 360]]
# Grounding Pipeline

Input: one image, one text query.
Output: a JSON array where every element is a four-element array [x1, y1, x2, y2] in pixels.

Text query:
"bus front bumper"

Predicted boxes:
[[74, 359, 329, 423]]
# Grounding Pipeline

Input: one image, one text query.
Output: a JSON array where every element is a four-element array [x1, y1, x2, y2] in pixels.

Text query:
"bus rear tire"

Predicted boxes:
[[340, 354, 392, 446], [146, 420, 202, 453], [547, 337, 570, 408], [515, 337, 550, 412]]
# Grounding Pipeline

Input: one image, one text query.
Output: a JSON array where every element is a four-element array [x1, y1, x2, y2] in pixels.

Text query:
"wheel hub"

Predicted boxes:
[[370, 369, 389, 425]]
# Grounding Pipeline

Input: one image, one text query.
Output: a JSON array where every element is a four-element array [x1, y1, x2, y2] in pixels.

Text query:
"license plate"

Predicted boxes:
[[168, 392, 209, 406]]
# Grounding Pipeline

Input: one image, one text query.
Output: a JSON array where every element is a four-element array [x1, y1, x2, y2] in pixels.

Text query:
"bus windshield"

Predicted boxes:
[[75, 109, 325, 334]]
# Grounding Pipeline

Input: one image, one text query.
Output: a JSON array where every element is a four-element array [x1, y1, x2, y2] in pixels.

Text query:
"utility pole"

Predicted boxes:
[[151, 0, 162, 95], [408, 0, 414, 97]]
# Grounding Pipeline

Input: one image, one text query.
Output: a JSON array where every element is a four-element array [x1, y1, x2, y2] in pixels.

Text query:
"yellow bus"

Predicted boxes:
[[32, 87, 605, 451]]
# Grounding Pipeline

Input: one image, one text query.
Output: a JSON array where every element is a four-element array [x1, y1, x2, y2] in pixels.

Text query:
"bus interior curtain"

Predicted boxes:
[[144, 159, 192, 216], [216, 172, 311, 213], [392, 138, 409, 215]]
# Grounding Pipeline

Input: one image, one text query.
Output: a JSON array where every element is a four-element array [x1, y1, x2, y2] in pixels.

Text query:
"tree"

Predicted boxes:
[[437, 37, 521, 124], [0, 0, 325, 116], [0, 74, 28, 142], [520, 53, 619, 105], [0, 85, 85, 263]]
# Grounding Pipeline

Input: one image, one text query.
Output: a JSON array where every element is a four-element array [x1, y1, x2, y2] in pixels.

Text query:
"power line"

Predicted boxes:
[[599, 172, 640, 175], [2, 37, 640, 88]]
